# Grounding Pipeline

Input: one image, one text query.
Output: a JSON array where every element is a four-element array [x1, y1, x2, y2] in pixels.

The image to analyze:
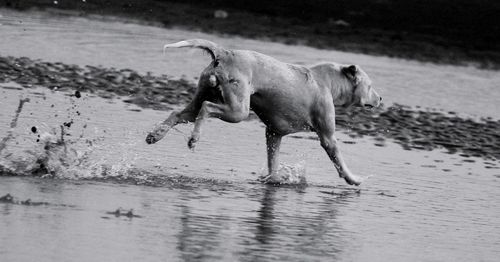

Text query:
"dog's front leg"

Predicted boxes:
[[263, 128, 282, 183], [318, 132, 362, 186], [314, 106, 363, 186]]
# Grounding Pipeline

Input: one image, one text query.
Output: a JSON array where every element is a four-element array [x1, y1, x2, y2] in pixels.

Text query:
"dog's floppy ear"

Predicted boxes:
[[163, 39, 224, 60], [341, 65, 358, 81]]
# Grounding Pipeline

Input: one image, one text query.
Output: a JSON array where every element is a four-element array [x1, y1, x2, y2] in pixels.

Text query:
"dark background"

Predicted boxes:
[[3, 0, 500, 68]]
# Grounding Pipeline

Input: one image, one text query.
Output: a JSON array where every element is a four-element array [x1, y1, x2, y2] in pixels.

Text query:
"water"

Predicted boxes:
[[1, 9, 500, 262]]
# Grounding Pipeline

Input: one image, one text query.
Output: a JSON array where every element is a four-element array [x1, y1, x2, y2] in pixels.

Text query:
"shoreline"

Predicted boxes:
[[1, 55, 499, 161], [2, 1, 499, 70]]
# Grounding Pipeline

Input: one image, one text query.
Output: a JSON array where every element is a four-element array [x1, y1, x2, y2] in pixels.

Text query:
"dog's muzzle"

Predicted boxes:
[[362, 97, 382, 109]]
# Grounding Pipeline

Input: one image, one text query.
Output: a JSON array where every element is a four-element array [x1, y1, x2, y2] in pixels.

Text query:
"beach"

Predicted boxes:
[[1, 8, 500, 262]]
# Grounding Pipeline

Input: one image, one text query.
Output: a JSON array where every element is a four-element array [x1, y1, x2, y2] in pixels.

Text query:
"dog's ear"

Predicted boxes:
[[341, 65, 358, 81], [163, 39, 224, 60]]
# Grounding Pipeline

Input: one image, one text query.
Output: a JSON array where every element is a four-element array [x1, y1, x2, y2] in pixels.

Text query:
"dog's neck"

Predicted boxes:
[[330, 75, 355, 107]]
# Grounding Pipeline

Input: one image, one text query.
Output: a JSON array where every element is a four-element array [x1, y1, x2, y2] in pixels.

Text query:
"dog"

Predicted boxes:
[[146, 39, 381, 185]]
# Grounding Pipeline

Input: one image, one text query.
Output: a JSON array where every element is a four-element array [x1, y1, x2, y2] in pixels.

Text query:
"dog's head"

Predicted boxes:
[[341, 65, 381, 109]]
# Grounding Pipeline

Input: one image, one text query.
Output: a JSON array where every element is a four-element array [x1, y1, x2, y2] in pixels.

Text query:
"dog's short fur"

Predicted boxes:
[[146, 39, 381, 185]]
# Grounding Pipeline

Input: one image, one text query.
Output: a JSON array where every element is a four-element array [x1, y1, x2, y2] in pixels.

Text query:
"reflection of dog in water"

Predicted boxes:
[[146, 39, 382, 185]]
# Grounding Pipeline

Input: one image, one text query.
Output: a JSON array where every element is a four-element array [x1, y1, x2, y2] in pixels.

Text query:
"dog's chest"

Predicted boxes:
[[250, 93, 312, 134]]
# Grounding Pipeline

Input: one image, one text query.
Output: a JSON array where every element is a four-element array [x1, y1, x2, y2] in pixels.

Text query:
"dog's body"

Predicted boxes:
[[146, 39, 381, 185]]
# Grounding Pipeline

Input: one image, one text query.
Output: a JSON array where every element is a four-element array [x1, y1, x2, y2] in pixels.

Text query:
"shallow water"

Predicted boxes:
[[1, 9, 500, 262]]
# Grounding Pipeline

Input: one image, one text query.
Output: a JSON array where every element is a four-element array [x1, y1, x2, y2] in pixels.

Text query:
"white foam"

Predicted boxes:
[[259, 160, 307, 185]]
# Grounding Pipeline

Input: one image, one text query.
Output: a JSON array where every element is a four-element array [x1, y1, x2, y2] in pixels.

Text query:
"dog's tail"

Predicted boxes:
[[163, 39, 224, 60]]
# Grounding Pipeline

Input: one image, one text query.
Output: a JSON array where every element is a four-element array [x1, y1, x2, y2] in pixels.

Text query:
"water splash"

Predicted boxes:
[[1, 124, 96, 178], [258, 160, 307, 185], [0, 93, 306, 188], [0, 96, 135, 180]]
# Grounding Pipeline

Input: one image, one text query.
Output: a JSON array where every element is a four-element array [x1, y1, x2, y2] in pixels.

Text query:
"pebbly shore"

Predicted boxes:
[[1, 56, 499, 161]]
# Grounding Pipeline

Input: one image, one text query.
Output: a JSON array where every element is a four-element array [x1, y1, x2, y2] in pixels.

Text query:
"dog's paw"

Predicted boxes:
[[258, 174, 282, 185], [146, 131, 166, 144], [341, 173, 362, 186], [145, 124, 170, 144], [145, 133, 158, 144], [187, 137, 198, 150]]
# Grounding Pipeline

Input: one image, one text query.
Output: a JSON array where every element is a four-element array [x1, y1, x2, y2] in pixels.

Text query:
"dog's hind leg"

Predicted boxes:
[[261, 128, 283, 183], [145, 93, 205, 144], [146, 81, 214, 144], [188, 100, 249, 149], [145, 108, 196, 144], [187, 77, 251, 149]]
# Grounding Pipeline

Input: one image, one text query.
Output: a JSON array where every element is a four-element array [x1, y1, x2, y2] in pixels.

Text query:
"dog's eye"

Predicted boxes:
[[214, 59, 220, 67], [229, 78, 239, 84]]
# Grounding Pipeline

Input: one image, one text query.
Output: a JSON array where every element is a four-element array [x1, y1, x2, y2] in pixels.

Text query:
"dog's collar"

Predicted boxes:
[[351, 82, 358, 99]]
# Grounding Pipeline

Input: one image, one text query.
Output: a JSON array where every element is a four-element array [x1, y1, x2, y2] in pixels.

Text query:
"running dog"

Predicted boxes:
[[146, 39, 381, 185]]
